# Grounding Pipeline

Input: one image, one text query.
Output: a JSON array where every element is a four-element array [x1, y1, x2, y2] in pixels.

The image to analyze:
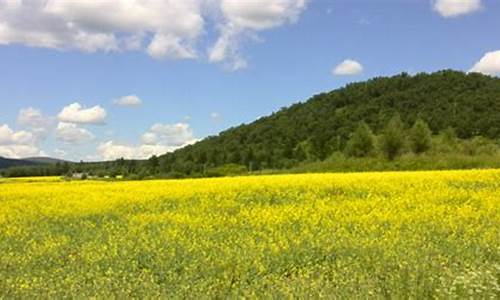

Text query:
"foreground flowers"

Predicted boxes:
[[0, 170, 499, 298]]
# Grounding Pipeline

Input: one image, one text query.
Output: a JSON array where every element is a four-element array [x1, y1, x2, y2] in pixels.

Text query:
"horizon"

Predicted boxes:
[[1, 0, 499, 161]]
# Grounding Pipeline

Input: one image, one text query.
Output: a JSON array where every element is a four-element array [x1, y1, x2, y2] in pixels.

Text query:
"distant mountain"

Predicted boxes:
[[0, 156, 68, 170], [157, 70, 500, 172], [0, 157, 40, 169], [24, 157, 70, 164]]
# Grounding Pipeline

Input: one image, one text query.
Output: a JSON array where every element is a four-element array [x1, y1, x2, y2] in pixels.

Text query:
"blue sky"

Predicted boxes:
[[0, 0, 499, 161]]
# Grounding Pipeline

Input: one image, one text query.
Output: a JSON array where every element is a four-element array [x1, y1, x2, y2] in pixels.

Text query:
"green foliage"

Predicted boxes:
[[206, 164, 247, 177], [345, 122, 375, 157], [294, 140, 315, 161], [462, 136, 499, 156], [378, 115, 406, 160], [409, 119, 432, 154]]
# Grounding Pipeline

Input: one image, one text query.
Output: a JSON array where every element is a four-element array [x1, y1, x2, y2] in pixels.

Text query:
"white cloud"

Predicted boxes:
[[17, 107, 54, 139], [97, 141, 138, 161], [210, 112, 222, 122], [0, 123, 41, 158], [147, 34, 197, 60], [433, 0, 482, 18], [0, 145, 41, 158], [332, 59, 364, 76], [97, 141, 173, 161], [54, 148, 66, 157], [0, 0, 309, 68], [58, 102, 106, 124], [141, 132, 158, 145], [469, 50, 500, 76], [98, 122, 198, 160], [209, 0, 308, 70], [0, 124, 35, 145], [0, 0, 204, 59], [220, 0, 307, 30], [145, 123, 197, 147], [55, 122, 94, 144], [113, 95, 143, 106]]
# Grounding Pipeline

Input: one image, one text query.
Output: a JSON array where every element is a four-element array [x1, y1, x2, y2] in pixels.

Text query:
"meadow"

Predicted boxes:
[[0, 170, 499, 298]]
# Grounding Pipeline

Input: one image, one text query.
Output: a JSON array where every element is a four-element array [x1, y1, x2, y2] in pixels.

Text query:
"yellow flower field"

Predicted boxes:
[[0, 170, 499, 298]]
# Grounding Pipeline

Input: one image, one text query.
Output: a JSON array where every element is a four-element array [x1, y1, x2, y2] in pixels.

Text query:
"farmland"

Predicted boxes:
[[0, 170, 499, 298]]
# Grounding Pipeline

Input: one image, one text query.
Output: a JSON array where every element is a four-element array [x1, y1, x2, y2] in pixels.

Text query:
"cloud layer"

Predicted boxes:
[[0, 0, 308, 68]]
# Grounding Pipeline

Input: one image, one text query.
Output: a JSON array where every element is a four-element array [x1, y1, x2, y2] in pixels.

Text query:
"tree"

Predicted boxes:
[[294, 140, 315, 161], [379, 115, 405, 160], [148, 155, 159, 173], [345, 122, 375, 157], [409, 119, 432, 154]]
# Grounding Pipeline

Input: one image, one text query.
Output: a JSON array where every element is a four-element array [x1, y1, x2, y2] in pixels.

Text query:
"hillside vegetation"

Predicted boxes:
[[2, 70, 500, 178]]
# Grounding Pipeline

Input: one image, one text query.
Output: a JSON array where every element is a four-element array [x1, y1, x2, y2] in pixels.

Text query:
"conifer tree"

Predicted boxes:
[[345, 122, 375, 157], [409, 119, 432, 154]]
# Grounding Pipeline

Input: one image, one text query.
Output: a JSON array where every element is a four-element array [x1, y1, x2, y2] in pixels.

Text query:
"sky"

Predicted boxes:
[[0, 0, 499, 161]]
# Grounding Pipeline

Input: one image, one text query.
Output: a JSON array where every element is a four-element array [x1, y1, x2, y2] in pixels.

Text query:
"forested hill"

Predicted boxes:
[[159, 70, 500, 171], [0, 157, 40, 169]]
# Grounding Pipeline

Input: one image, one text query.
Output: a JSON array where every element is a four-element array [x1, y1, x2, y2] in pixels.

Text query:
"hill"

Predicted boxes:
[[158, 70, 500, 173], [0, 156, 69, 170], [0, 157, 40, 170], [24, 157, 70, 164]]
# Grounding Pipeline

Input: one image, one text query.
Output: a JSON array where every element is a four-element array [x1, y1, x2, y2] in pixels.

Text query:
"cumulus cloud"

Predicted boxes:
[[58, 102, 106, 124], [98, 122, 198, 160], [0, 0, 309, 67], [208, 0, 308, 70], [332, 59, 363, 76], [0, 124, 35, 145], [55, 122, 94, 144], [433, 0, 482, 18], [113, 95, 142, 106], [469, 50, 500, 76], [17, 107, 54, 139], [0, 0, 204, 59], [0, 124, 40, 158], [97, 141, 172, 161], [142, 123, 197, 147]]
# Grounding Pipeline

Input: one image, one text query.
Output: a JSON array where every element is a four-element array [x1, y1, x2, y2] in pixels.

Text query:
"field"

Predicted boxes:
[[0, 170, 499, 298]]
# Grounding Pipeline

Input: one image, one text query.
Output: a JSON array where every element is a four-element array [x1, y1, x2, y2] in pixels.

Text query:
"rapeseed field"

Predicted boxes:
[[0, 170, 499, 298]]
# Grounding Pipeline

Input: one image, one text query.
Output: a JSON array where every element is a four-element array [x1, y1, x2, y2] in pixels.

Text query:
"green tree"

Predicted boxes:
[[409, 119, 432, 154], [379, 115, 405, 160], [148, 155, 159, 173], [294, 140, 315, 161], [345, 122, 375, 157]]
